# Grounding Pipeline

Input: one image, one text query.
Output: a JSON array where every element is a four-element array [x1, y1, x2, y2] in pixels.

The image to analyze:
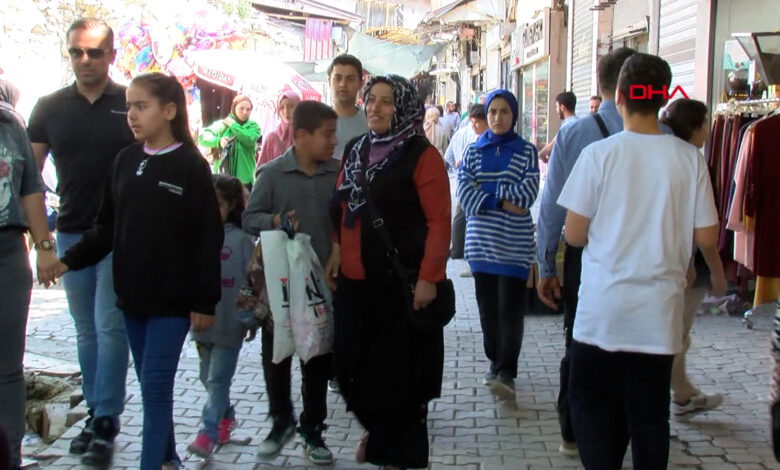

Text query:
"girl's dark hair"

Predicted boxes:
[[130, 73, 195, 147], [659, 99, 708, 142], [212, 174, 245, 227]]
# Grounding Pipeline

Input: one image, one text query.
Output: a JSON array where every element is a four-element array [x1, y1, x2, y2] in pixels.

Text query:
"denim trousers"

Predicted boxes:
[[569, 340, 674, 470], [0, 230, 32, 467], [124, 314, 190, 470], [56, 232, 128, 422], [196, 342, 240, 441]]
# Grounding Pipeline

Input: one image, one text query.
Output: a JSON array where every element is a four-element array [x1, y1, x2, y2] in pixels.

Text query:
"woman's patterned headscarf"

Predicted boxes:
[[336, 74, 426, 227]]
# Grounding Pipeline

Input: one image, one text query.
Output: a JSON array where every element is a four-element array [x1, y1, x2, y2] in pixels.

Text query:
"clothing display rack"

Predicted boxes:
[[707, 97, 780, 330], [716, 98, 780, 115]]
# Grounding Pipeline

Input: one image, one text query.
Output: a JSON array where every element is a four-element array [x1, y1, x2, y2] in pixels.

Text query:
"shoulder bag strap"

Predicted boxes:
[[592, 114, 611, 139], [360, 164, 413, 286]]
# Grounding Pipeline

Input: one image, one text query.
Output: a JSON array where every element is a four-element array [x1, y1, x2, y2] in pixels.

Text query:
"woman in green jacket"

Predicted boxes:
[[199, 95, 261, 187]]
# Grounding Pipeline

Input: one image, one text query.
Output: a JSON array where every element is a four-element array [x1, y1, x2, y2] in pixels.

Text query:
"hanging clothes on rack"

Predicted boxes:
[[720, 114, 761, 262], [745, 110, 780, 304], [717, 98, 780, 307], [727, 125, 755, 272], [706, 114, 726, 202]]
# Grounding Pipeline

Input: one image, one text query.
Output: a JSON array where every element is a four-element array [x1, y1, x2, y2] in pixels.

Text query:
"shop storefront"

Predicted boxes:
[[709, 0, 780, 106], [511, 7, 566, 151]]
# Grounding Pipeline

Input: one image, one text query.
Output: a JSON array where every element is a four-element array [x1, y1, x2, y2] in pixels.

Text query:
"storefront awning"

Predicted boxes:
[[422, 0, 502, 25], [285, 61, 328, 82], [186, 49, 321, 101], [251, 0, 362, 24], [346, 31, 446, 78]]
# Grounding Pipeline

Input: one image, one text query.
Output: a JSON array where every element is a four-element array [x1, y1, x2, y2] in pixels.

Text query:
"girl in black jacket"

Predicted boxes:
[[54, 73, 223, 469]]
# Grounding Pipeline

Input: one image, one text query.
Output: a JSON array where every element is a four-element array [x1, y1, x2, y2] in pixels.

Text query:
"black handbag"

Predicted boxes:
[[362, 178, 455, 330]]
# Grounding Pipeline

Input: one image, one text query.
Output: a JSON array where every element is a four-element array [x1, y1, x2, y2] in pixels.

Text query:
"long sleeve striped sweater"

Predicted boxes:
[[456, 136, 539, 279]]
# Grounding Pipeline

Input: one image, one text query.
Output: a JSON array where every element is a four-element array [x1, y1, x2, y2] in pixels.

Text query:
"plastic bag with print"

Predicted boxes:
[[260, 230, 295, 364], [286, 233, 334, 364]]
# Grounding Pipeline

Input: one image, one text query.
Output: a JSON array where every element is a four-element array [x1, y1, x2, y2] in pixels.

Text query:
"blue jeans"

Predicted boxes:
[[124, 315, 190, 470], [56, 232, 128, 421], [196, 343, 240, 442]]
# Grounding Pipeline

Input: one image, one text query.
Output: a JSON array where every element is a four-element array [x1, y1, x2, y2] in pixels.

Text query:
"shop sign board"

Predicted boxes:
[[522, 10, 548, 65]]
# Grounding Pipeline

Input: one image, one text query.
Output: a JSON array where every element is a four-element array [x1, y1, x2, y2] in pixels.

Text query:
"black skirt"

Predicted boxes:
[[333, 276, 444, 468]]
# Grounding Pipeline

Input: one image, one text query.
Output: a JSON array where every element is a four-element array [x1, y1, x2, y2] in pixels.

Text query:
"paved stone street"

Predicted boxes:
[[24, 262, 780, 470]]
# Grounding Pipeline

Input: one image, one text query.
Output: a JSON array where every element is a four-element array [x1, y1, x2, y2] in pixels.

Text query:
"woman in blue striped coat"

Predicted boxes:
[[456, 89, 539, 400]]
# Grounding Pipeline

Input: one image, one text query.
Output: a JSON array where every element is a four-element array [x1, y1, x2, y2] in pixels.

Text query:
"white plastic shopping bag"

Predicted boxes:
[[260, 230, 295, 363], [287, 233, 334, 363]]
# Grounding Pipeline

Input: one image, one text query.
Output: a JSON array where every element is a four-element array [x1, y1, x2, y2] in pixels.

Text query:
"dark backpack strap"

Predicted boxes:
[[592, 114, 610, 139]]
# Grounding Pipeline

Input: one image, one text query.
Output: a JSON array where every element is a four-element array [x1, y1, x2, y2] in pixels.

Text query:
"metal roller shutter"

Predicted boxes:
[[613, 0, 649, 36], [572, 0, 594, 115], [658, 0, 698, 98]]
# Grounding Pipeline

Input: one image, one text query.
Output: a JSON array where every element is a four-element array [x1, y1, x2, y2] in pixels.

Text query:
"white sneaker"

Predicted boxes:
[[459, 268, 473, 278], [673, 392, 723, 421], [558, 441, 578, 457]]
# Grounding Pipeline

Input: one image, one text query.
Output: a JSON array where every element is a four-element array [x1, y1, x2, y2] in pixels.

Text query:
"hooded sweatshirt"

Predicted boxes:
[[199, 113, 261, 185], [256, 91, 301, 167]]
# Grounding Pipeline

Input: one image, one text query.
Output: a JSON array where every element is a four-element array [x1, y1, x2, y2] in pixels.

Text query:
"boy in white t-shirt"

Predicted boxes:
[[557, 53, 725, 469]]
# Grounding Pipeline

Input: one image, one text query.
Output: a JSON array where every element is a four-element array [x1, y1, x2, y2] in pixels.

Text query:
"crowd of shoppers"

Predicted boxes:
[[1, 13, 733, 470]]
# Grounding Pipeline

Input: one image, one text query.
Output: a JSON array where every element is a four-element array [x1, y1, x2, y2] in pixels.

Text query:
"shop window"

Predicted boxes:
[[501, 56, 511, 89], [519, 61, 549, 150], [616, 33, 649, 53], [472, 69, 484, 94]]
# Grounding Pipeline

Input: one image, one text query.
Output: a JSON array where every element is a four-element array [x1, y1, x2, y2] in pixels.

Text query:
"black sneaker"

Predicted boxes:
[[482, 368, 498, 385], [69, 413, 94, 455], [327, 380, 340, 393], [257, 418, 296, 457], [489, 373, 516, 401], [81, 438, 114, 467], [81, 416, 117, 467]]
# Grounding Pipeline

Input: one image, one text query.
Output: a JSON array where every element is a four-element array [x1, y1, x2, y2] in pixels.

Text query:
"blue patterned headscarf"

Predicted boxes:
[[474, 89, 524, 151], [335, 74, 426, 227]]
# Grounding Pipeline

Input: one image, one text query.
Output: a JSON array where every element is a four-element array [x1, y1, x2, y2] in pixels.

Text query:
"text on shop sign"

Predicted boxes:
[[523, 19, 544, 48], [629, 85, 690, 100]]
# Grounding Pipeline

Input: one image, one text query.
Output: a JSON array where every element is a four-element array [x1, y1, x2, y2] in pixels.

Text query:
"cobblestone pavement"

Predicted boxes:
[[26, 264, 780, 470]]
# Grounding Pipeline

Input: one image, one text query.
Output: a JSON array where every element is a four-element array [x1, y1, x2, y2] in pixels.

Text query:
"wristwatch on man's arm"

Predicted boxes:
[[34, 239, 55, 251]]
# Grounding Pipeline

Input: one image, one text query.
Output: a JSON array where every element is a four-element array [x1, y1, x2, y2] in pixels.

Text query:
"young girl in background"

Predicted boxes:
[[255, 90, 300, 167], [457, 89, 540, 401], [188, 174, 254, 458], [55, 73, 224, 470], [660, 99, 727, 420]]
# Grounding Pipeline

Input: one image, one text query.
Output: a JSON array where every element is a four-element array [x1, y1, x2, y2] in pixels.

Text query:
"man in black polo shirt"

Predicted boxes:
[[28, 18, 134, 466]]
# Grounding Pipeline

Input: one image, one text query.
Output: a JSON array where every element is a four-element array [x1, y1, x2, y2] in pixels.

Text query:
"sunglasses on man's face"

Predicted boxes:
[[67, 48, 110, 60]]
